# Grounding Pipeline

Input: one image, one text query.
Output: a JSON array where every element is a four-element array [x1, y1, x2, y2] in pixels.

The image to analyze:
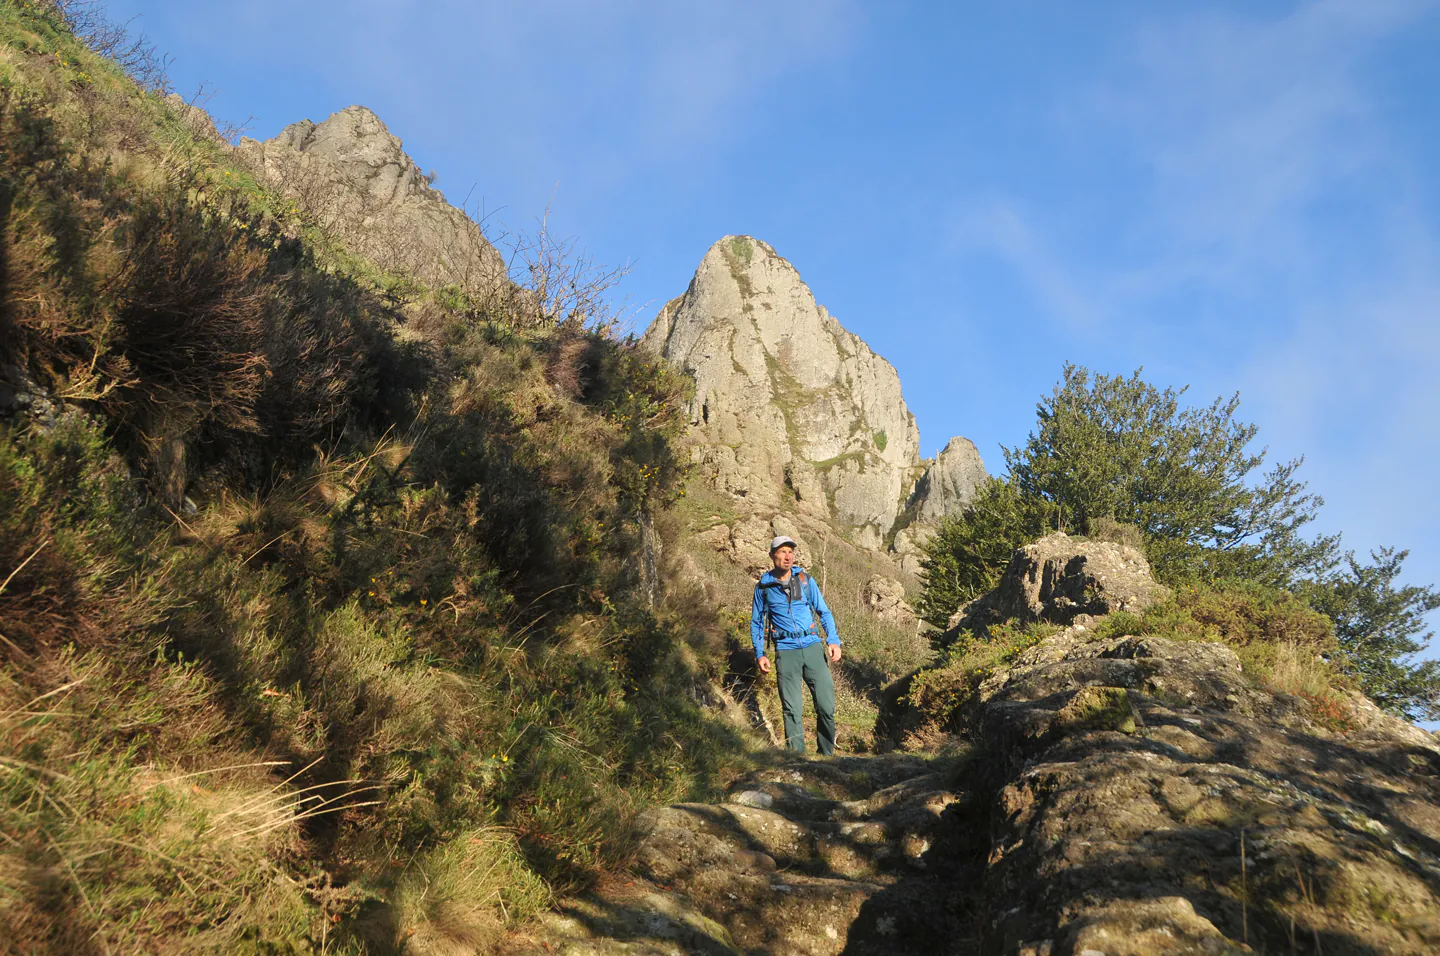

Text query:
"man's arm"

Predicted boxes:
[[807, 577, 843, 662], [750, 585, 769, 663]]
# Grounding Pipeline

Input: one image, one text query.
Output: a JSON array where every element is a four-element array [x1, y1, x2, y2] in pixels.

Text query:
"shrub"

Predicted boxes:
[[1085, 515, 1146, 551], [1150, 580, 1337, 653], [387, 828, 551, 954], [903, 621, 1061, 735], [108, 193, 270, 431]]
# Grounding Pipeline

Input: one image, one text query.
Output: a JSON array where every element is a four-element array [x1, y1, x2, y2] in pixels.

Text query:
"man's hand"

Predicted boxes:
[[757, 655, 772, 675], [826, 644, 842, 664]]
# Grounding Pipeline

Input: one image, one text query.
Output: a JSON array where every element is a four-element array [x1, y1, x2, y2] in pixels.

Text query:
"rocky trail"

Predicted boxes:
[[533, 753, 985, 955], [524, 534, 1440, 956]]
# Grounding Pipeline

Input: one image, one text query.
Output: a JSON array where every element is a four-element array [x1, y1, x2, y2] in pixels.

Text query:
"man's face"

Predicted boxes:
[[772, 545, 795, 572]]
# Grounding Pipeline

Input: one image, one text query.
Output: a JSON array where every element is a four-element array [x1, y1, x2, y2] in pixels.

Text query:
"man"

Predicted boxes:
[[751, 535, 843, 755]]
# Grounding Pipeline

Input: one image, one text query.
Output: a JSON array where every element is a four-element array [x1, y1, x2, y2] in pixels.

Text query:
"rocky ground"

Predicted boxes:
[[973, 625, 1440, 955], [524, 535, 1440, 956], [530, 753, 986, 955]]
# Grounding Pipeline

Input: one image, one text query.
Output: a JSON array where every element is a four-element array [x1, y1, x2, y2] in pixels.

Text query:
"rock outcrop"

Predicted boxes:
[[861, 574, 917, 627], [238, 105, 506, 292], [910, 436, 987, 525], [643, 236, 981, 550], [973, 623, 1440, 954], [551, 533, 1440, 954], [946, 531, 1168, 636]]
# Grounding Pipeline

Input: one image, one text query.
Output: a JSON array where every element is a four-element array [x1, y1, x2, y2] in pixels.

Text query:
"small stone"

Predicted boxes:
[[731, 790, 774, 809]]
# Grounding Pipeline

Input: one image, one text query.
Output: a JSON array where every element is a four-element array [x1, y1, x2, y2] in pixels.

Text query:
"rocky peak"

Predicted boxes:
[[910, 436, 987, 524], [643, 235, 981, 550], [270, 106, 433, 208], [238, 105, 505, 292]]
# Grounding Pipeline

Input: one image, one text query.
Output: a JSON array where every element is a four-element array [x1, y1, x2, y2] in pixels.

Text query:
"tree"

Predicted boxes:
[[915, 478, 1050, 629], [1301, 549, 1440, 721], [919, 363, 1440, 719], [1005, 364, 1336, 585]]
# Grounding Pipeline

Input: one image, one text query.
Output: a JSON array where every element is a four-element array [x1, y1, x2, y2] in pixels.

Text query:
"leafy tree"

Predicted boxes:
[[1301, 549, 1440, 721], [1005, 364, 1336, 585], [915, 478, 1048, 629], [919, 364, 1440, 718]]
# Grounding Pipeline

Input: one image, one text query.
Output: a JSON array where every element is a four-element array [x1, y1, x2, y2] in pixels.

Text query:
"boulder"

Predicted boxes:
[[861, 575, 916, 627], [891, 526, 931, 578], [947, 531, 1168, 636]]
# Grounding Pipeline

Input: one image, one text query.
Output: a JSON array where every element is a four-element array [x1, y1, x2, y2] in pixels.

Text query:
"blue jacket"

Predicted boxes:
[[750, 566, 840, 659]]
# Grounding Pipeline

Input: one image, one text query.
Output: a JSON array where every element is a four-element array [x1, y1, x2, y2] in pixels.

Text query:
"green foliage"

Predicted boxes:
[[1006, 365, 1335, 585], [1091, 610, 1145, 641], [1084, 515, 1147, 551], [903, 620, 1061, 732], [873, 429, 887, 453], [916, 477, 1048, 629], [1299, 549, 1440, 721], [1162, 579, 1338, 652]]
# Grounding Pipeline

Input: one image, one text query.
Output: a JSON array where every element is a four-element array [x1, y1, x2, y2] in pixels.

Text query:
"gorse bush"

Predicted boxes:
[[0, 7, 744, 952]]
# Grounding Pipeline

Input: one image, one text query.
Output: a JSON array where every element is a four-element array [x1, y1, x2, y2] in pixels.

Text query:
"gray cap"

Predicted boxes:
[[769, 535, 797, 554]]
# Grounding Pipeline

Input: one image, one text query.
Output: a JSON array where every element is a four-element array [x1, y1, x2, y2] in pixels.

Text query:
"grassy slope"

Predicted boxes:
[[0, 4, 755, 952]]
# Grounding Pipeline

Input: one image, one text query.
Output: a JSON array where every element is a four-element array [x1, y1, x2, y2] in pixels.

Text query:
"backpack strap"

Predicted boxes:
[[755, 580, 775, 650], [757, 570, 823, 645]]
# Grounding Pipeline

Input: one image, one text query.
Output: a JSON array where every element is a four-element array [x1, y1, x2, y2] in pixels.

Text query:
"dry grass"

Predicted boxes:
[[0, 9, 745, 953], [0, 660, 321, 952], [388, 827, 552, 956]]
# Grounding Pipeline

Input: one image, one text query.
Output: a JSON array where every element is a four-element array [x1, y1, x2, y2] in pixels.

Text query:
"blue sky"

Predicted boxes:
[[110, 0, 1440, 638]]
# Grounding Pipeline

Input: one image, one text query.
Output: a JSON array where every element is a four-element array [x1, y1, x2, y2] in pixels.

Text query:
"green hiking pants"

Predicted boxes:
[[775, 642, 836, 755]]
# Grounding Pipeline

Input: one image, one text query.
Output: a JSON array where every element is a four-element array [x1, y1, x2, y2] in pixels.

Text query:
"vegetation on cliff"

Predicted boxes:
[[0, 3, 748, 951]]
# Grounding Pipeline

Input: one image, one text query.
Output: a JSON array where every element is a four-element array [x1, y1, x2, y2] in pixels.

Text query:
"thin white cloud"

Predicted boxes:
[[949, 200, 1099, 326], [946, 0, 1440, 586], [314, 0, 862, 177]]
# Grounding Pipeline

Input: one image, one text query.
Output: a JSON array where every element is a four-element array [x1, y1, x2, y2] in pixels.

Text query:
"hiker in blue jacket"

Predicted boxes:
[[751, 535, 843, 755]]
